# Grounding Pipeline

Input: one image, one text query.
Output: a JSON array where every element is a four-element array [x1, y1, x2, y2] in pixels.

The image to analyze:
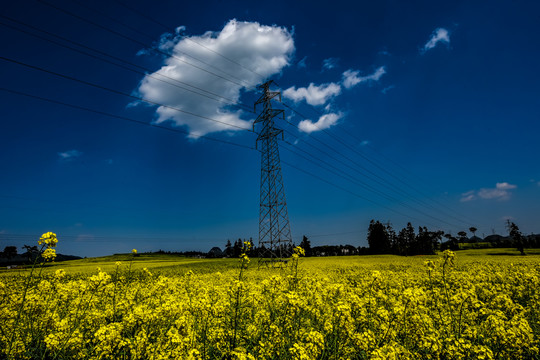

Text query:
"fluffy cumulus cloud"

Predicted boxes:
[[282, 64, 385, 132], [298, 113, 343, 133], [461, 182, 517, 202], [342, 67, 386, 89], [58, 149, 82, 161], [422, 28, 450, 53], [136, 20, 294, 138], [283, 83, 341, 106]]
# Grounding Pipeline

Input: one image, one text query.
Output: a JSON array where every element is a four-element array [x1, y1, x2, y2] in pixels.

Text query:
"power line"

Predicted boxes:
[[2, 86, 455, 231], [1, 80, 455, 230], [16, 1, 460, 228], [4, 83, 457, 229], [69, 0, 257, 88], [280, 158, 437, 226], [1, 58, 470, 231], [0, 87, 254, 150], [287, 100, 476, 226], [281, 101, 476, 227], [0, 56, 253, 132], [36, 0, 255, 89], [281, 142, 459, 229], [279, 123, 463, 227], [0, 17, 254, 113], [111, 0, 267, 81], [307, 230, 363, 238]]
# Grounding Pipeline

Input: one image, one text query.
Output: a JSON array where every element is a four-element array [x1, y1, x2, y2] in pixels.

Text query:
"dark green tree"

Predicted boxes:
[[386, 223, 397, 254], [3, 246, 18, 259], [22, 244, 39, 262], [367, 220, 391, 254], [233, 239, 243, 257], [396, 223, 415, 256], [299, 235, 312, 256], [415, 227, 443, 255], [457, 231, 468, 243], [224, 239, 233, 257], [469, 227, 478, 240], [442, 233, 459, 251], [508, 221, 525, 255]]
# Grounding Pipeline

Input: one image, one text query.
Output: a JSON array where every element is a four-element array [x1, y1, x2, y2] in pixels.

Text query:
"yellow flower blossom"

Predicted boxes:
[[38, 231, 58, 247], [42, 248, 56, 261]]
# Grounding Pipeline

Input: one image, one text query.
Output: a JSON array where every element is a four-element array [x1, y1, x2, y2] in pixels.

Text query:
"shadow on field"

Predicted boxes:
[[484, 252, 526, 256]]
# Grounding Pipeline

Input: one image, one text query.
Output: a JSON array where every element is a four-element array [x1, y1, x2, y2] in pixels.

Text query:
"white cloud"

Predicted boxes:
[[342, 66, 386, 89], [495, 182, 517, 190], [58, 150, 82, 161], [460, 190, 476, 202], [422, 28, 450, 53], [298, 113, 343, 133], [462, 182, 517, 202], [322, 57, 339, 71], [283, 82, 341, 106], [136, 19, 294, 138]]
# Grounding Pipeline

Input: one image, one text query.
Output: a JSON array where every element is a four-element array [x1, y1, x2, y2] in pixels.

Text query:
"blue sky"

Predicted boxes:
[[1, 0, 539, 257]]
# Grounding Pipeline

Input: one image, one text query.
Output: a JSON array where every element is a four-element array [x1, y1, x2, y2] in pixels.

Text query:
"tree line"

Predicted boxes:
[[366, 219, 539, 255]]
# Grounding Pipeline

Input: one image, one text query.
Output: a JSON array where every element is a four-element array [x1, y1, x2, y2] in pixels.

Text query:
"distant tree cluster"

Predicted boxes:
[[0, 246, 18, 259], [367, 220, 444, 255], [218, 236, 361, 258], [0, 244, 80, 266], [150, 249, 207, 257]]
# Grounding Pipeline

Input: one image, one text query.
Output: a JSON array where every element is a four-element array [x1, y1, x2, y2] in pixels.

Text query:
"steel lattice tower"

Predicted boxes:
[[254, 80, 293, 264]]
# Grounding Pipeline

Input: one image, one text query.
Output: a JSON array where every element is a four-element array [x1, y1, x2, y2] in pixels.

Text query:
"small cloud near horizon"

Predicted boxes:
[[461, 182, 517, 202]]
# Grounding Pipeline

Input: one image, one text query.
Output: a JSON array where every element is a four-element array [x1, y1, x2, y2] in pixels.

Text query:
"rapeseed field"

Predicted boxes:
[[1, 234, 539, 359]]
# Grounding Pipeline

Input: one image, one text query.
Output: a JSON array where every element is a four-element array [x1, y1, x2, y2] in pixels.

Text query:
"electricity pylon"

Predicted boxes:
[[254, 80, 293, 265]]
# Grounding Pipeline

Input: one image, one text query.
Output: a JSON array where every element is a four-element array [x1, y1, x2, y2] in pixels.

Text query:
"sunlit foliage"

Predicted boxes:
[[1, 237, 539, 359]]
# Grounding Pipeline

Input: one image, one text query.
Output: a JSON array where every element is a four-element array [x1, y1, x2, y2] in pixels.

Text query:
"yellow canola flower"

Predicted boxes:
[[132, 249, 138, 254], [293, 246, 305, 257], [424, 260, 436, 271], [38, 231, 58, 247], [54, 269, 66, 279], [1, 248, 539, 359], [42, 248, 56, 261]]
